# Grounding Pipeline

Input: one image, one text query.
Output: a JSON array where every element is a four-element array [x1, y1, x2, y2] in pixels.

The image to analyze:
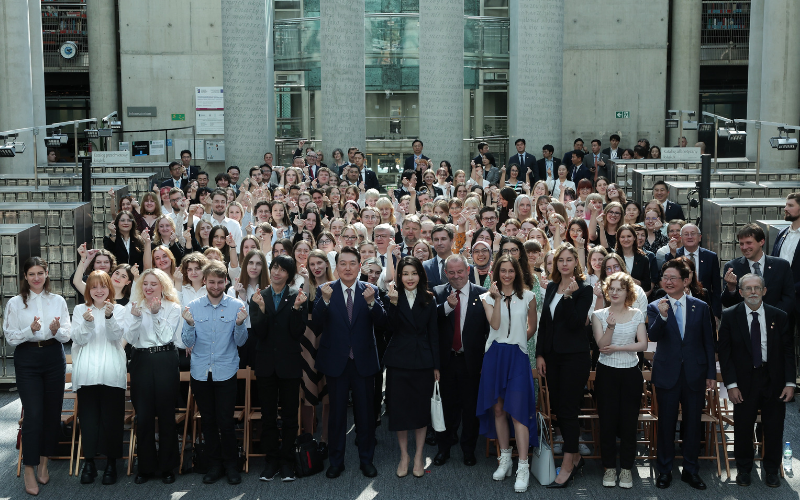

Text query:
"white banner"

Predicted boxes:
[[92, 150, 131, 164]]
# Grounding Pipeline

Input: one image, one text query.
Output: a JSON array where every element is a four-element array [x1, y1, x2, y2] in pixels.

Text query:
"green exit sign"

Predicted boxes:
[[615, 111, 630, 119], [171, 114, 185, 121]]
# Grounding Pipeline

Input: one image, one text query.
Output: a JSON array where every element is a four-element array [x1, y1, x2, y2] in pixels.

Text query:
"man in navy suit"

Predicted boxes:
[[647, 259, 716, 490], [722, 223, 796, 316], [664, 223, 722, 319], [312, 247, 387, 479], [652, 181, 686, 221], [507, 138, 536, 183], [159, 161, 189, 191], [424, 225, 477, 291], [773, 193, 800, 313], [535, 144, 561, 184], [561, 137, 585, 168], [602, 133, 623, 159], [403, 139, 431, 188], [179, 149, 201, 181], [569, 150, 591, 185], [432, 254, 489, 467], [351, 151, 381, 192]]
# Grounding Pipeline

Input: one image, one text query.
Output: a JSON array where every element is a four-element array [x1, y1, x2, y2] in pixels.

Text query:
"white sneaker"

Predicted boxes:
[[578, 443, 591, 455], [618, 469, 633, 488], [553, 436, 563, 455], [493, 449, 513, 480], [602, 469, 617, 487], [514, 460, 530, 492]]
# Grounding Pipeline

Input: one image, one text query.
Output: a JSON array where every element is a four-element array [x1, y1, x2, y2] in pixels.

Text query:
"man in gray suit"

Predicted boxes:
[[587, 139, 614, 183]]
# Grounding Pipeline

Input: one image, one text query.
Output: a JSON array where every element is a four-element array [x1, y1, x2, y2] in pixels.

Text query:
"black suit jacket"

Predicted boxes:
[[507, 152, 537, 183], [359, 168, 381, 192], [718, 302, 795, 399], [626, 252, 653, 292], [535, 157, 561, 184], [536, 281, 594, 357], [103, 234, 144, 269], [382, 291, 439, 370], [667, 247, 722, 317], [663, 200, 685, 222], [404, 154, 430, 173], [602, 147, 623, 159], [249, 286, 307, 379], [160, 177, 188, 191], [433, 283, 489, 375], [721, 255, 796, 316], [772, 226, 800, 310]]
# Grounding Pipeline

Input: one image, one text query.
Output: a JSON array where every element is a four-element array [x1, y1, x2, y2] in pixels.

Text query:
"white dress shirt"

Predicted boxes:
[[404, 288, 417, 306], [683, 247, 701, 277], [3, 291, 71, 346], [482, 289, 535, 353], [196, 214, 243, 248], [71, 303, 128, 391], [779, 226, 800, 263], [659, 293, 687, 333], [443, 282, 471, 346], [748, 252, 767, 276], [124, 300, 182, 348], [178, 284, 207, 348], [727, 303, 769, 389]]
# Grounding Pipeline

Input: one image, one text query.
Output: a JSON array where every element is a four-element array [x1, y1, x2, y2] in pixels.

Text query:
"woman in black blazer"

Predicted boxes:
[[614, 224, 651, 295], [535, 244, 594, 488], [383, 256, 440, 478], [103, 211, 145, 269], [249, 255, 308, 481]]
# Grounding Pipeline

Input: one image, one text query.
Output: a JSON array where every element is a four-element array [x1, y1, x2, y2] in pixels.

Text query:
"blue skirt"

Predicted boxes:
[[476, 341, 538, 447]]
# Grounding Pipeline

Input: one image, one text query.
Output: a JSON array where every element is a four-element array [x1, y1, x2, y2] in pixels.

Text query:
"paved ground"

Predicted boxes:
[[2, 384, 800, 500]]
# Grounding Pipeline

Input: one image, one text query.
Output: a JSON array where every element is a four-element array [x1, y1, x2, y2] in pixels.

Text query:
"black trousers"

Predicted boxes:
[[258, 373, 301, 466], [436, 353, 480, 456], [544, 351, 590, 454], [129, 349, 180, 475], [191, 374, 239, 468], [595, 363, 643, 469], [77, 385, 125, 459], [327, 359, 375, 467], [734, 366, 787, 474], [655, 365, 704, 475], [15, 342, 66, 466]]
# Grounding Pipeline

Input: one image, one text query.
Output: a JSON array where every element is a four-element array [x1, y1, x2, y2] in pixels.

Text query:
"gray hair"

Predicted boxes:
[[738, 273, 765, 290], [374, 223, 396, 237], [444, 253, 470, 271], [681, 223, 701, 235]]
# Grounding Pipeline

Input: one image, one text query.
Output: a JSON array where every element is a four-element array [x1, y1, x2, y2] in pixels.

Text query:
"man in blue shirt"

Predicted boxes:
[[182, 261, 249, 485]]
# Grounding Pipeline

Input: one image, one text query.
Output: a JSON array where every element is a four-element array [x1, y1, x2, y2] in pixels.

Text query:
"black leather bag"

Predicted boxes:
[[294, 433, 324, 477]]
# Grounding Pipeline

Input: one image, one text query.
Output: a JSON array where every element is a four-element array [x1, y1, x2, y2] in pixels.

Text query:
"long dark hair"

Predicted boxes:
[[498, 236, 533, 290], [396, 256, 433, 305], [492, 255, 525, 299], [614, 223, 645, 256], [674, 256, 704, 296], [113, 210, 144, 253], [470, 227, 494, 249], [110, 263, 135, 300], [566, 217, 590, 251], [20, 257, 51, 307]]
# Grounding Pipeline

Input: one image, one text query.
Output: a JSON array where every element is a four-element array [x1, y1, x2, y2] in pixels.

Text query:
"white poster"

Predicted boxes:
[[195, 87, 224, 110], [92, 150, 130, 164], [661, 147, 702, 162], [118, 142, 130, 151], [149, 140, 165, 156], [196, 110, 224, 135]]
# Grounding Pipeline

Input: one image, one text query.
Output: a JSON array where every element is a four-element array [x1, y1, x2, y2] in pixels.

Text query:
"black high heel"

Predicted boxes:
[[574, 457, 586, 474], [546, 468, 575, 488]]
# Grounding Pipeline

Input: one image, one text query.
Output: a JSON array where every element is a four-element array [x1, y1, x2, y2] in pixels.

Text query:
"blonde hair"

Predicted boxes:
[[203, 247, 224, 261], [152, 215, 176, 245], [602, 272, 637, 308], [375, 197, 396, 225], [131, 268, 179, 305]]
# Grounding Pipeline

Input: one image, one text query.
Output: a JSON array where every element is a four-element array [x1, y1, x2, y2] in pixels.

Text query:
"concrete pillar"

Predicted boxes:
[[745, 0, 764, 159], [462, 89, 471, 166], [474, 86, 484, 140], [221, 0, 276, 170], [301, 89, 310, 141], [0, 0, 36, 174], [508, 0, 562, 157], [313, 90, 322, 140], [28, 0, 47, 164], [419, 0, 463, 166], [759, 0, 800, 171], [668, 0, 701, 146], [320, 0, 365, 156], [87, 0, 119, 137]]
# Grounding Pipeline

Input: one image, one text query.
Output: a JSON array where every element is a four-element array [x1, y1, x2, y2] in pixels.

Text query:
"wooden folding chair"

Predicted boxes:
[[177, 371, 194, 474], [636, 370, 658, 460]]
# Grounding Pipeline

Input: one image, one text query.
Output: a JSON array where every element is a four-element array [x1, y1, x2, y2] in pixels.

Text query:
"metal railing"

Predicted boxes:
[[41, 3, 89, 72], [700, 1, 750, 64]]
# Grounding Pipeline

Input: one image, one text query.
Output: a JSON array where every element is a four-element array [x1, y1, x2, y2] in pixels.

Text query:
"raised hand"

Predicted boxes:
[[252, 286, 265, 313], [593, 281, 604, 298], [225, 233, 235, 248], [489, 281, 500, 299], [653, 218, 663, 231], [387, 282, 399, 305], [236, 305, 248, 325], [49, 317, 61, 334], [657, 298, 670, 316], [606, 311, 616, 328], [130, 302, 142, 317], [131, 264, 140, 280], [668, 237, 679, 255], [83, 308, 95, 323], [293, 290, 307, 310], [563, 276, 578, 297], [297, 265, 309, 280], [108, 222, 117, 236], [142, 228, 151, 245], [321, 282, 333, 302], [31, 316, 41, 332], [446, 288, 458, 308], [363, 284, 375, 305], [724, 268, 738, 289], [233, 278, 244, 296], [182, 306, 194, 326], [103, 300, 115, 319], [77, 242, 88, 260], [146, 296, 161, 315]]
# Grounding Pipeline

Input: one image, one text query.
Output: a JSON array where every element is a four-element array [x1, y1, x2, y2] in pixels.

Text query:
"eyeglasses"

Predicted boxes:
[[343, 235, 357, 241], [605, 265, 621, 273], [607, 211, 622, 216], [645, 217, 659, 222], [742, 286, 763, 293], [502, 248, 520, 255], [472, 249, 490, 255], [662, 275, 682, 282], [481, 216, 497, 222], [318, 239, 332, 245]]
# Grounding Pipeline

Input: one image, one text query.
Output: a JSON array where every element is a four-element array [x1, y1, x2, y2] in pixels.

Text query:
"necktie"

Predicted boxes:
[[380, 254, 386, 267], [674, 301, 684, 339], [751, 311, 763, 368], [519, 154, 524, 165], [594, 156, 599, 182], [452, 290, 462, 352], [439, 259, 446, 283], [753, 262, 762, 277], [688, 252, 696, 272], [347, 288, 354, 359]]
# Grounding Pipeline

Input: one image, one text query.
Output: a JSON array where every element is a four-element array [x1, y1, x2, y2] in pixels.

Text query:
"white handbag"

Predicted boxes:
[[430, 380, 446, 432], [529, 412, 556, 485]]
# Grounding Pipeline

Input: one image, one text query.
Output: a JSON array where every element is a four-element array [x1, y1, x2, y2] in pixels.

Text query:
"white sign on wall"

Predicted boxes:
[[196, 110, 224, 135], [195, 87, 224, 110], [660, 147, 702, 162], [92, 150, 131, 164]]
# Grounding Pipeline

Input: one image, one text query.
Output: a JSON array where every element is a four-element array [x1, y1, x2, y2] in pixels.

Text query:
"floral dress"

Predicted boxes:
[[527, 274, 545, 369]]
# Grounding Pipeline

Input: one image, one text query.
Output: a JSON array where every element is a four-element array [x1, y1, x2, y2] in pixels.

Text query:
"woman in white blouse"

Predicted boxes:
[[590, 272, 648, 489], [4, 257, 70, 496], [71, 271, 128, 485], [124, 268, 182, 484], [476, 255, 538, 493]]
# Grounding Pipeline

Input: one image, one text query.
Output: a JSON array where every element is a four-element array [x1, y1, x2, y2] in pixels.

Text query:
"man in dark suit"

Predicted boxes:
[[508, 138, 536, 182], [432, 254, 489, 466], [352, 151, 381, 192], [602, 133, 623, 159], [587, 139, 614, 183], [664, 223, 722, 319], [312, 247, 387, 479], [159, 161, 188, 191], [179, 149, 201, 181], [652, 181, 686, 221], [472, 141, 490, 167], [403, 139, 430, 173], [569, 150, 591, 185], [397, 215, 421, 258], [718, 273, 796, 488], [773, 193, 800, 312], [562, 138, 586, 168], [722, 223, 796, 316], [535, 144, 561, 184], [424, 225, 477, 291], [647, 259, 716, 490]]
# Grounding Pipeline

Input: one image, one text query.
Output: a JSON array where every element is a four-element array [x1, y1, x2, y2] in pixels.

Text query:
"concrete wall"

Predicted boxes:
[[118, 0, 225, 176], [562, 0, 669, 153]]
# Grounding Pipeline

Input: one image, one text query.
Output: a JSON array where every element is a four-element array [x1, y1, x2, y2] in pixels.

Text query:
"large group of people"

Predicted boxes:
[[6, 138, 798, 496]]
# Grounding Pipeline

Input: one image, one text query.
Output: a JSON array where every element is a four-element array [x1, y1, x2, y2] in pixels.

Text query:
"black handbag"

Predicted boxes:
[[294, 433, 324, 477]]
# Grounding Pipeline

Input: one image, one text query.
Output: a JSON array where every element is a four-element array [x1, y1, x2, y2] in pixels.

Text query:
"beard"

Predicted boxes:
[[785, 213, 800, 222]]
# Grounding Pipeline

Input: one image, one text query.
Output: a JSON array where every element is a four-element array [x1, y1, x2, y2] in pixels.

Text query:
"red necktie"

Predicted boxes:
[[452, 290, 462, 352]]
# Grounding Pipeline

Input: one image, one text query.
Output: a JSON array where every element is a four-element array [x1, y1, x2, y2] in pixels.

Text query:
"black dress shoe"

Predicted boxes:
[[736, 472, 751, 486], [80, 461, 97, 484], [102, 462, 117, 485], [765, 473, 781, 488], [161, 471, 176, 484], [318, 441, 329, 460], [203, 466, 225, 484], [360, 462, 378, 478], [134, 473, 152, 484], [425, 429, 437, 446], [326, 465, 345, 478], [463, 453, 477, 466], [225, 466, 242, 485], [433, 452, 449, 466], [680, 470, 706, 490], [655, 472, 672, 489], [546, 470, 575, 488]]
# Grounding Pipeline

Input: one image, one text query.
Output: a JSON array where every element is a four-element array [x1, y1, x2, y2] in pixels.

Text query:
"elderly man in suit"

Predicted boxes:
[[664, 223, 722, 320], [508, 138, 536, 182], [431, 254, 489, 467], [312, 247, 387, 479], [647, 259, 716, 490], [718, 273, 796, 488], [722, 223, 796, 316]]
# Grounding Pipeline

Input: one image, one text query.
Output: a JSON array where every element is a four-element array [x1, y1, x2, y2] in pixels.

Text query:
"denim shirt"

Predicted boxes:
[[181, 294, 249, 382]]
